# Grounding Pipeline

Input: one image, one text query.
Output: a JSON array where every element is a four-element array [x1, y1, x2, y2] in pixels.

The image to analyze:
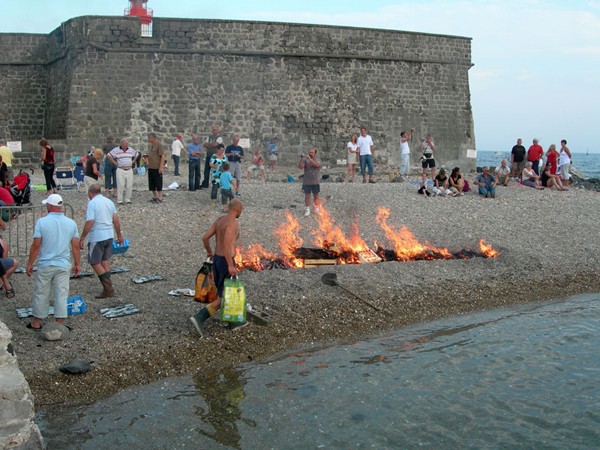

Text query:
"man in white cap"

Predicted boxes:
[[25, 194, 80, 331]]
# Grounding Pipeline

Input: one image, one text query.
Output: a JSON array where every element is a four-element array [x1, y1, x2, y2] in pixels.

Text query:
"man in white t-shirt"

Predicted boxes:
[[357, 127, 375, 183], [400, 128, 414, 180], [171, 135, 184, 176], [495, 159, 511, 186]]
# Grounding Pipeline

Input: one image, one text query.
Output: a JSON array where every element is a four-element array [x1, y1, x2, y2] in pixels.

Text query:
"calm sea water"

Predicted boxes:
[[477, 150, 600, 179], [38, 294, 600, 449]]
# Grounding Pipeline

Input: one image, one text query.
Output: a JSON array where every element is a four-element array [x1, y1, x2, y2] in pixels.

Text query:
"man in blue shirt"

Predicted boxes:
[[225, 135, 244, 196], [79, 184, 124, 298], [187, 134, 204, 191], [26, 194, 80, 331]]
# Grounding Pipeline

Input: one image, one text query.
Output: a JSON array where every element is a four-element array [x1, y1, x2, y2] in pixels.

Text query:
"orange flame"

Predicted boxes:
[[275, 212, 304, 268], [375, 207, 452, 260], [479, 239, 499, 258], [235, 244, 276, 271], [311, 206, 369, 260]]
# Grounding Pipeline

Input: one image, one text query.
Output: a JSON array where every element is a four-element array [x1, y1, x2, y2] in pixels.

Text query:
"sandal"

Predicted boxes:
[[26, 323, 42, 331], [5, 287, 15, 299]]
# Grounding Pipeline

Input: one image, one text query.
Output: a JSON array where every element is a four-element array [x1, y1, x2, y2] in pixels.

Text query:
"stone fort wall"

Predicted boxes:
[[0, 16, 475, 169]]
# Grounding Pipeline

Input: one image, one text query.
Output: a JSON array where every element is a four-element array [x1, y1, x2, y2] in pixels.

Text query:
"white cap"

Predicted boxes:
[[42, 194, 63, 206]]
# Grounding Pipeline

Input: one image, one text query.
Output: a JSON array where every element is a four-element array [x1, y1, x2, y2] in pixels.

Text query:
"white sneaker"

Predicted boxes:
[[304, 207, 310, 217]]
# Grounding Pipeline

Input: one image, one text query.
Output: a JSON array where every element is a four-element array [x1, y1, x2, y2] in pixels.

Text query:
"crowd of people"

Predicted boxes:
[[0, 128, 578, 336]]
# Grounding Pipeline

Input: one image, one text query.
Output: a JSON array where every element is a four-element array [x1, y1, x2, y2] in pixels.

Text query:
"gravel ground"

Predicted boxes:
[[1, 163, 599, 409]]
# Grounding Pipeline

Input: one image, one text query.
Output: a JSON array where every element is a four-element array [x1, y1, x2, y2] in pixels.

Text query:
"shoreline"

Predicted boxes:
[[1, 166, 599, 410]]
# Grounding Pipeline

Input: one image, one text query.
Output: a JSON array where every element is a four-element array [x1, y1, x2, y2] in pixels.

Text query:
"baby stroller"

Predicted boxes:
[[10, 170, 32, 206]]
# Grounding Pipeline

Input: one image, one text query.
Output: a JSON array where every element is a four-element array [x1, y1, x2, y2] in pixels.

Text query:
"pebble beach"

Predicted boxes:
[[1, 163, 599, 410]]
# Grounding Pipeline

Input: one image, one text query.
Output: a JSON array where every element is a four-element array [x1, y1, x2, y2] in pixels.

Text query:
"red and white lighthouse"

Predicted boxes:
[[124, 0, 154, 37]]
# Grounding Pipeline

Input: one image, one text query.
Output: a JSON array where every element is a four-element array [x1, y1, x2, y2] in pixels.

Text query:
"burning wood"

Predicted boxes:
[[235, 206, 499, 272]]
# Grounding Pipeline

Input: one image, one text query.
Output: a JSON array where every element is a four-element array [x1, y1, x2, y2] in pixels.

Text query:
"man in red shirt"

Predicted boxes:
[[527, 138, 544, 175]]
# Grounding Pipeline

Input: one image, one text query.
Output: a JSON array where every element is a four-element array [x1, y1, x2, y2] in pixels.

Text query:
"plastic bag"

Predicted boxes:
[[194, 260, 218, 303], [221, 277, 246, 323]]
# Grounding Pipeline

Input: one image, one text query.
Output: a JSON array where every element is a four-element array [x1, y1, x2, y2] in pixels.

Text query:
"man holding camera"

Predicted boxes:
[[419, 134, 437, 181], [298, 147, 322, 217]]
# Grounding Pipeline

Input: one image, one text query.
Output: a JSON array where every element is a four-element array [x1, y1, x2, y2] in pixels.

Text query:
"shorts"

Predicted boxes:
[[269, 153, 278, 161], [0, 258, 15, 271], [148, 168, 163, 191], [422, 157, 436, 169], [229, 161, 242, 181], [88, 239, 113, 265], [302, 184, 320, 194], [212, 254, 231, 298], [221, 188, 234, 205]]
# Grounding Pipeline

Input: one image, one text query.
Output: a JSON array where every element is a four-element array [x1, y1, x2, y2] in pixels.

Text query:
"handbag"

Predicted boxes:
[[193, 259, 218, 303], [220, 277, 247, 323]]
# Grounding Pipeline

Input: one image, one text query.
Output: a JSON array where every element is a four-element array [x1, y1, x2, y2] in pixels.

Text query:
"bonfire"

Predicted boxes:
[[236, 206, 498, 271]]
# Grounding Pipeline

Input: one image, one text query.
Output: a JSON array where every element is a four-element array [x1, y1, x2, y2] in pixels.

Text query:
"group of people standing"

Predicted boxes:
[[510, 138, 572, 190]]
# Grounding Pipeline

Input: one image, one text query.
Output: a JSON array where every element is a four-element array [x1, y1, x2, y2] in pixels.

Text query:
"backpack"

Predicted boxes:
[[463, 179, 471, 193]]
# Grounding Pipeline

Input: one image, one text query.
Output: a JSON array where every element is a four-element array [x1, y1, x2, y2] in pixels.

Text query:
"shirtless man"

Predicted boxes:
[[190, 199, 244, 335]]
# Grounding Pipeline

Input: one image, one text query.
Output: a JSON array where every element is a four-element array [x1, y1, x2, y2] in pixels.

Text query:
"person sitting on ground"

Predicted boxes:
[[246, 149, 265, 182], [521, 162, 545, 190], [495, 159, 511, 186], [0, 235, 17, 298], [475, 166, 497, 198], [448, 167, 465, 196], [417, 172, 432, 196], [433, 168, 452, 197], [541, 162, 566, 191], [219, 163, 235, 212]]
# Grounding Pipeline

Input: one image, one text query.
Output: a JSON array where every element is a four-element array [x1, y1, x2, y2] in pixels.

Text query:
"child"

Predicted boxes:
[[246, 149, 265, 182], [418, 173, 432, 196], [219, 163, 234, 211], [433, 168, 452, 196]]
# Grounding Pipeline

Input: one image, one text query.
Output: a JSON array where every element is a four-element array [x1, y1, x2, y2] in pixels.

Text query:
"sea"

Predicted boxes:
[[38, 293, 600, 449], [477, 150, 600, 179]]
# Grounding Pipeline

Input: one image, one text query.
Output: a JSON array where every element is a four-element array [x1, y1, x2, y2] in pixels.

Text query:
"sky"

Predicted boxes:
[[3, 0, 599, 153]]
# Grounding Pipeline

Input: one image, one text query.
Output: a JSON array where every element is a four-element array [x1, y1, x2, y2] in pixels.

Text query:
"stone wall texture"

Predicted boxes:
[[0, 16, 475, 169], [0, 321, 45, 449]]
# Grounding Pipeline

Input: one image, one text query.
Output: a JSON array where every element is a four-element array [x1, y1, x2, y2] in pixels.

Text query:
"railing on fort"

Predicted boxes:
[[2, 204, 75, 258]]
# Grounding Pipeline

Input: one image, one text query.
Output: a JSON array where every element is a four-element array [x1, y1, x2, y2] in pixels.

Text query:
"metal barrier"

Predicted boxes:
[[2, 204, 75, 258]]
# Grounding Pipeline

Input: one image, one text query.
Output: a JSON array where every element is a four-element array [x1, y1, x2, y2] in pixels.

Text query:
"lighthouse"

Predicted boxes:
[[124, 0, 154, 37]]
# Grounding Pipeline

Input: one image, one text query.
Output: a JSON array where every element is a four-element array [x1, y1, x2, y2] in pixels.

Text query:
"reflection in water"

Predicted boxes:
[[39, 294, 600, 449], [191, 367, 255, 449]]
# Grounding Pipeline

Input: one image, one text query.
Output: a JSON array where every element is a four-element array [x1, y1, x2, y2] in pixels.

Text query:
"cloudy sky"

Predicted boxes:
[[3, 0, 599, 153]]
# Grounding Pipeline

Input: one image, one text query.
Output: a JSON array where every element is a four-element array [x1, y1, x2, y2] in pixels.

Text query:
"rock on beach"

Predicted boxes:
[[2, 166, 600, 409]]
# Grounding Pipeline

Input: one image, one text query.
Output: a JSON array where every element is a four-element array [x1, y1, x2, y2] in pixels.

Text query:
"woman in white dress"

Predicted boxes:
[[344, 133, 359, 183]]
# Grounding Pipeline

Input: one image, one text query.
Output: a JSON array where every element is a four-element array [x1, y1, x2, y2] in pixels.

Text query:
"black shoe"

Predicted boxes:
[[189, 308, 211, 336], [189, 189, 196, 192]]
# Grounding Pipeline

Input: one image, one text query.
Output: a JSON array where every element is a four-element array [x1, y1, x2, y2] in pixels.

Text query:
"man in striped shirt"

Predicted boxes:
[[107, 139, 138, 204]]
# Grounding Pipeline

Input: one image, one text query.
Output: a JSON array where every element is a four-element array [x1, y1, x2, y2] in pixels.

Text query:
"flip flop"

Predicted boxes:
[[26, 323, 42, 331], [5, 288, 15, 299], [100, 304, 140, 318], [132, 275, 164, 284]]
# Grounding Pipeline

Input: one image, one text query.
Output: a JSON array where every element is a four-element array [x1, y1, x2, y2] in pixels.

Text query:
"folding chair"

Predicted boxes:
[[55, 166, 78, 190]]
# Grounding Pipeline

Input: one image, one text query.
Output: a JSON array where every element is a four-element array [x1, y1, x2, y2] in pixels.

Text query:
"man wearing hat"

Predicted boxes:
[[25, 194, 81, 331], [171, 134, 184, 176]]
